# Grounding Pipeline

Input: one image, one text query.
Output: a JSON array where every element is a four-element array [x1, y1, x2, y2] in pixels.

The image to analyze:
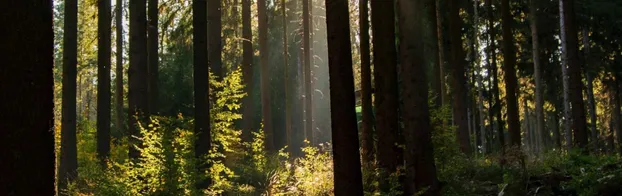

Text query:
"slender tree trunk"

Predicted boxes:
[[1, 1, 54, 194], [551, 110, 562, 149], [524, 101, 531, 152], [282, 0, 292, 155], [562, 0, 588, 150], [398, 0, 441, 194], [58, 0, 78, 193], [436, 0, 447, 107], [583, 29, 598, 152], [325, 0, 364, 193], [426, 0, 441, 107], [241, 0, 254, 143], [616, 79, 622, 155], [115, 0, 125, 145], [501, 0, 521, 147], [559, 0, 572, 150], [258, 0, 274, 152], [303, 0, 313, 145], [208, 0, 222, 79], [359, 0, 374, 164], [530, 0, 545, 153], [193, 0, 211, 189], [129, 0, 149, 161], [98, 0, 112, 167], [486, 0, 504, 154], [472, 0, 487, 154], [148, 0, 159, 114], [448, 0, 472, 156]]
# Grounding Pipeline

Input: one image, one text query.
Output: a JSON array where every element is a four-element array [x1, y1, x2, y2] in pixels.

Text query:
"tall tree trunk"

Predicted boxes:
[[551, 110, 562, 149], [371, 0, 400, 182], [282, 0, 292, 155], [448, 0, 472, 156], [303, 0, 314, 145], [398, 0, 441, 194], [0, 1, 54, 194], [258, 0, 274, 152], [559, 0, 572, 150], [473, 0, 487, 155], [486, 0, 504, 154], [209, 0, 222, 79], [426, 0, 441, 107], [58, 0, 78, 193], [561, 0, 588, 150], [359, 0, 374, 164], [115, 0, 125, 146], [616, 78, 622, 155], [193, 0, 211, 189], [148, 0, 159, 114], [530, 0, 545, 153], [325, 0, 364, 193], [583, 29, 598, 152], [98, 0, 112, 167], [241, 0, 254, 143], [129, 0, 149, 161], [501, 0, 521, 147], [435, 0, 447, 107]]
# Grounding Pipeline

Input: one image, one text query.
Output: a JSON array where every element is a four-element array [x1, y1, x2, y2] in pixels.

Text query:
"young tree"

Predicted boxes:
[[371, 0, 400, 174], [115, 0, 125, 145], [561, 0, 588, 149], [193, 0, 211, 189], [359, 0, 374, 164], [325, 0, 364, 193], [303, 0, 313, 145], [147, 0, 159, 114], [258, 0, 274, 152], [529, 0, 545, 152], [501, 0, 521, 147], [398, 0, 440, 194], [208, 0, 222, 79], [448, 0, 471, 155], [241, 0, 254, 143], [1, 1, 54, 194], [58, 0, 78, 192], [98, 0, 112, 166]]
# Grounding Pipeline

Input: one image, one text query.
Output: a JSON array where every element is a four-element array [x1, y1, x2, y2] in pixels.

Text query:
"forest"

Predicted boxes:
[[5, 0, 622, 195]]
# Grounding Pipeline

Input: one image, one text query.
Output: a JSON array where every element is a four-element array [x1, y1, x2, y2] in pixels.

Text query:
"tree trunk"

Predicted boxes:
[[616, 79, 622, 155], [129, 0, 149, 161], [98, 0, 112, 167], [0, 1, 54, 194], [148, 0, 159, 114], [325, 0, 364, 193], [282, 0, 293, 155], [559, 0, 572, 150], [530, 0, 545, 153], [583, 29, 598, 152], [359, 0, 374, 164], [398, 0, 441, 194], [426, 0, 441, 107], [371, 0, 400, 174], [486, 0, 504, 154], [501, 0, 521, 147], [561, 0, 588, 150], [473, 0, 487, 155], [448, 0, 472, 156], [58, 0, 78, 193], [208, 0, 222, 79], [115, 0, 125, 146], [303, 0, 313, 145], [258, 0, 274, 152], [436, 0, 447, 107], [241, 0, 254, 143], [193, 0, 211, 189]]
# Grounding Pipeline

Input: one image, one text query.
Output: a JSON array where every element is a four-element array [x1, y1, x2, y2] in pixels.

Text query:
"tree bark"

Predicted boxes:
[[303, 0, 314, 145], [448, 0, 472, 156], [616, 78, 622, 155], [209, 0, 223, 79], [436, 0, 447, 107], [148, 0, 159, 114], [0, 1, 54, 194], [398, 0, 441, 194], [559, 0, 572, 150], [258, 0, 274, 152], [583, 29, 598, 152], [561, 0, 588, 150], [530, 0, 545, 153], [193, 0, 211, 189], [58, 0, 78, 193], [98, 0, 112, 167], [359, 0, 374, 164], [129, 0, 149, 161], [115, 0, 125, 147], [282, 0, 292, 156], [501, 0, 521, 147], [427, 0, 441, 107], [486, 0, 504, 154], [325, 0, 364, 193], [241, 0, 254, 143]]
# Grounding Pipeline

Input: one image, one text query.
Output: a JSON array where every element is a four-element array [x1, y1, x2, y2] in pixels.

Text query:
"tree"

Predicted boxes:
[[561, 0, 588, 149], [282, 0, 292, 155], [325, 0, 364, 193], [371, 0, 400, 174], [115, 0, 125, 148], [58, 0, 78, 192], [486, 0, 505, 154], [241, 0, 254, 143], [501, 0, 520, 147], [398, 0, 440, 194], [583, 29, 598, 151], [426, 0, 441, 107], [303, 0, 313, 145], [98, 0, 112, 167], [530, 0, 545, 153], [129, 0, 149, 161], [148, 0, 159, 114], [258, 0, 274, 152], [208, 0, 222, 79], [559, 0, 572, 149], [0, 0, 54, 194], [435, 0, 447, 107], [193, 0, 211, 189], [448, 0, 471, 155], [359, 0, 374, 164]]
